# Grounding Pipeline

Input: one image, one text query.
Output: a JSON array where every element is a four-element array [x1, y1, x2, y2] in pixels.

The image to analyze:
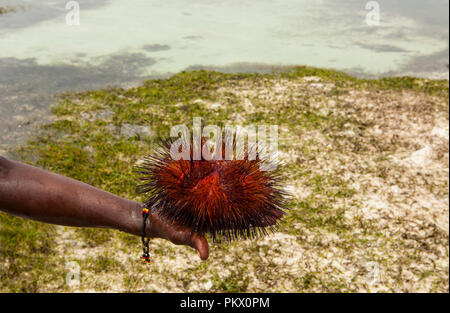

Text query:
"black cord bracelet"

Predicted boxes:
[[141, 205, 151, 264]]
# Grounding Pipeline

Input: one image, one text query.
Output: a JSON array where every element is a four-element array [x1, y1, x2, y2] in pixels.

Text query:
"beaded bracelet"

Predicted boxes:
[[141, 205, 151, 264]]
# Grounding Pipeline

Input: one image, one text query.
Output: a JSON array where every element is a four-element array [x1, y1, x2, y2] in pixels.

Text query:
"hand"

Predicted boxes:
[[148, 212, 210, 260]]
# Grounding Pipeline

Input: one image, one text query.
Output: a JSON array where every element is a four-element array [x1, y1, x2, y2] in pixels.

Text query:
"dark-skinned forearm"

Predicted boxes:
[[0, 156, 144, 235]]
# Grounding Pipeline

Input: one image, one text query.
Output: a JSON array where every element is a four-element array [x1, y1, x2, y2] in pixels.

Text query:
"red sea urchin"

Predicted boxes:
[[136, 138, 288, 241]]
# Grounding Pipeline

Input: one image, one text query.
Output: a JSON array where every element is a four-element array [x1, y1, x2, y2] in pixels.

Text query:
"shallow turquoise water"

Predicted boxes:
[[1, 0, 448, 77]]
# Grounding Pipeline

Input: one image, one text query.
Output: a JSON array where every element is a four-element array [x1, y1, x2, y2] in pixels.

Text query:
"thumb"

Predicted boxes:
[[190, 233, 209, 260]]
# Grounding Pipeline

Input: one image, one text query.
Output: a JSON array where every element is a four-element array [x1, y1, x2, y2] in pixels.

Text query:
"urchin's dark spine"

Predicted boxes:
[[135, 137, 289, 241]]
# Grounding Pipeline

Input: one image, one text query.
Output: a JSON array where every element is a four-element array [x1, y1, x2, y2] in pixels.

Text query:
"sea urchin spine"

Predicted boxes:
[[137, 137, 288, 241]]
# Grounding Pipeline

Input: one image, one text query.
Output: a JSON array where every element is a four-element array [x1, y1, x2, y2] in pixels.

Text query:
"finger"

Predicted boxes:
[[190, 233, 209, 261]]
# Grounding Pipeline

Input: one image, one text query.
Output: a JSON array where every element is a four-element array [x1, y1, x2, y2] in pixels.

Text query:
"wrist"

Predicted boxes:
[[118, 201, 161, 239]]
